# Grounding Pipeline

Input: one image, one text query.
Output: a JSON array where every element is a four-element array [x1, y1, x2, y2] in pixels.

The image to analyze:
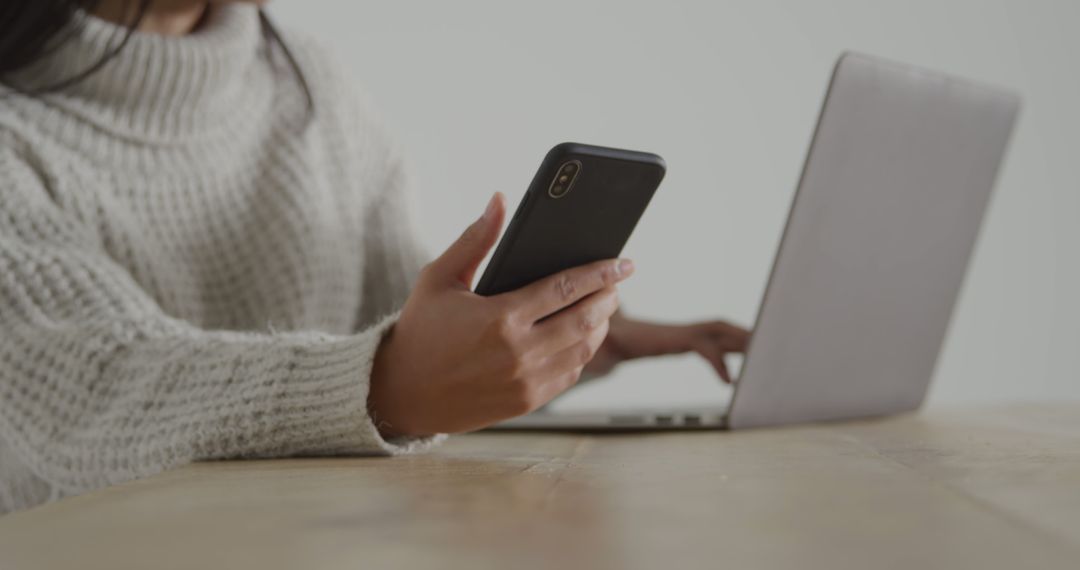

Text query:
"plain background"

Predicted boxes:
[[272, 0, 1078, 411]]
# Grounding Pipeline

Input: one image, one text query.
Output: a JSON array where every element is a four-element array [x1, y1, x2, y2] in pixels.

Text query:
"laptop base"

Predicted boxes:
[[488, 407, 728, 431]]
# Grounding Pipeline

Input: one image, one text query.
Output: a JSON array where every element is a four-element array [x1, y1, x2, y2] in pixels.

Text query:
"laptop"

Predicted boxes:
[[493, 52, 1020, 431]]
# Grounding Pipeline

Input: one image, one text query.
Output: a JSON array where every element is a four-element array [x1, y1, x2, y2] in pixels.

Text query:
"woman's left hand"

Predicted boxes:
[[584, 312, 751, 383]]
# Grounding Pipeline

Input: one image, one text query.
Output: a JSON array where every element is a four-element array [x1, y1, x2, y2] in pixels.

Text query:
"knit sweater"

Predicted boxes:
[[0, 6, 443, 514]]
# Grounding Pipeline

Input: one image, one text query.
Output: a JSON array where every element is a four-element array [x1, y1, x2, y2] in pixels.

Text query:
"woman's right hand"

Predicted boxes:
[[368, 192, 633, 436]]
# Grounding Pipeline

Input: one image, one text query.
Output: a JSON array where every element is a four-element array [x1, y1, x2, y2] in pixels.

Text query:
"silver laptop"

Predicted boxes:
[[493, 52, 1020, 431]]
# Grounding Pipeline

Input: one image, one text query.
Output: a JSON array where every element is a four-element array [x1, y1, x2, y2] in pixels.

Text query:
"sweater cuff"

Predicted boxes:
[[273, 310, 446, 457], [352, 311, 449, 455]]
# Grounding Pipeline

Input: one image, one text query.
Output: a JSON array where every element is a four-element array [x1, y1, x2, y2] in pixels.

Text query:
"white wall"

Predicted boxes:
[[272, 0, 1079, 410]]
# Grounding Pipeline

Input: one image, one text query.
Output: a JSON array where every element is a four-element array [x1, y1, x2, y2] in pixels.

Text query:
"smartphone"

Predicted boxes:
[[475, 142, 665, 296]]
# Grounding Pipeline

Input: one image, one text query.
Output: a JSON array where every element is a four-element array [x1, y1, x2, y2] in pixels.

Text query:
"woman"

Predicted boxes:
[[0, 0, 748, 513]]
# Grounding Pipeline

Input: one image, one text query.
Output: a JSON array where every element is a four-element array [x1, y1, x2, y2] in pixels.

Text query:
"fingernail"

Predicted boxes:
[[481, 193, 500, 222], [615, 259, 635, 279]]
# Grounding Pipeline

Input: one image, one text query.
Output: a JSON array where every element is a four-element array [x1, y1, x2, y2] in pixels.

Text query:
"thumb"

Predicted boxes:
[[428, 192, 506, 288]]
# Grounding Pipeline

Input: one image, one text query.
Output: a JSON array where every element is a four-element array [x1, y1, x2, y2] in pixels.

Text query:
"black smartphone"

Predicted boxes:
[[475, 142, 665, 296]]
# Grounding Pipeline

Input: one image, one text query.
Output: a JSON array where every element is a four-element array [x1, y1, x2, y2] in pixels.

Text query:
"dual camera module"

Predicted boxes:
[[548, 160, 582, 198]]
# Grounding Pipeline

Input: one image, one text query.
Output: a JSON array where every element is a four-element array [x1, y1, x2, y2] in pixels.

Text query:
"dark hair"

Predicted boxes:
[[0, 0, 313, 114]]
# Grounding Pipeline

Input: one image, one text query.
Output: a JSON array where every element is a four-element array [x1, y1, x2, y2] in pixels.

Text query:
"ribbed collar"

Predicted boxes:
[[4, 5, 265, 143]]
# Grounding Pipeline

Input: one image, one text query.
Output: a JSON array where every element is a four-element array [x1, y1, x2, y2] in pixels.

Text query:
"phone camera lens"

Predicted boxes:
[[549, 160, 581, 198]]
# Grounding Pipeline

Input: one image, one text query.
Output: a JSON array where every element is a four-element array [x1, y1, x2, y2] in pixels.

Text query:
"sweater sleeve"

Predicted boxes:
[[0, 154, 442, 497], [356, 155, 430, 327]]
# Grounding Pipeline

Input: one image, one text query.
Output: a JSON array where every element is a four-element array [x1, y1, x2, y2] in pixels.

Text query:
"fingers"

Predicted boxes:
[[541, 319, 609, 377], [691, 338, 733, 383], [528, 287, 619, 355], [424, 192, 506, 288], [533, 320, 610, 404], [503, 258, 634, 322], [689, 321, 750, 383], [699, 321, 751, 352], [534, 371, 586, 411], [497, 295, 615, 417]]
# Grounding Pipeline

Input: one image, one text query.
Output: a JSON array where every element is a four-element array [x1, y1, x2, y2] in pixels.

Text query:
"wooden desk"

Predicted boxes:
[[1, 403, 1078, 569]]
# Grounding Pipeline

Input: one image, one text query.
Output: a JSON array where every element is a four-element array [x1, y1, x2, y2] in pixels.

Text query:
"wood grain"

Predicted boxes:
[[1, 403, 1078, 569]]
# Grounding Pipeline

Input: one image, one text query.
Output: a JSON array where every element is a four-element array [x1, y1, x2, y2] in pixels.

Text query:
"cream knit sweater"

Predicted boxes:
[[0, 6, 443, 514]]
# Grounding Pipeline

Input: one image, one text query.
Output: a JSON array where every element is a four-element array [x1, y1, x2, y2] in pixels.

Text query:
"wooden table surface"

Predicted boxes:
[[1, 403, 1078, 569]]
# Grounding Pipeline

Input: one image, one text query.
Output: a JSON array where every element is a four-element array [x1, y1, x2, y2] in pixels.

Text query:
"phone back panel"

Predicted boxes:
[[475, 143, 665, 296]]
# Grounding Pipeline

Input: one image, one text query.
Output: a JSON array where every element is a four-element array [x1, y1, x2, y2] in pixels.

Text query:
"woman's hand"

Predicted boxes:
[[584, 313, 750, 383], [369, 193, 633, 436]]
